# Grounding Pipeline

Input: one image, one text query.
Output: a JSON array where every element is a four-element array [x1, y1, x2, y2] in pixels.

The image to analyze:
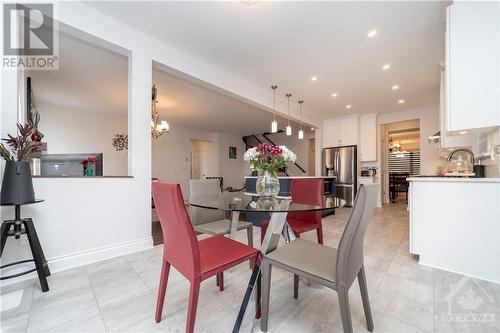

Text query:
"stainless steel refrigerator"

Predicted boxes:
[[323, 145, 357, 207]]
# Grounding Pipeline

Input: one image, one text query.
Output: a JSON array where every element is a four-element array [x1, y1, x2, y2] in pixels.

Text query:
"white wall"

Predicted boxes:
[[217, 132, 248, 189], [38, 102, 128, 176], [151, 126, 250, 196]]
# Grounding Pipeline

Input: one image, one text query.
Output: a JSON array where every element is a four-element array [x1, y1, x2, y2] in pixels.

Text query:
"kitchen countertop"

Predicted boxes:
[[407, 177, 500, 183], [245, 176, 336, 179]]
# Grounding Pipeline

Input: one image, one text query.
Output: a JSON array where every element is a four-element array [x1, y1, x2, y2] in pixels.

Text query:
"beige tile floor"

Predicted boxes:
[[1, 204, 499, 333]]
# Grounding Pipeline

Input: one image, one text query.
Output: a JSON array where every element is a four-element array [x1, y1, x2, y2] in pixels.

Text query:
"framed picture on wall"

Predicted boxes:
[[229, 147, 237, 159]]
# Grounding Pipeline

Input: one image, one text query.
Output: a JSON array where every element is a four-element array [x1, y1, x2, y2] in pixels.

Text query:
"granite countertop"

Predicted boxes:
[[407, 177, 500, 183], [245, 176, 336, 179]]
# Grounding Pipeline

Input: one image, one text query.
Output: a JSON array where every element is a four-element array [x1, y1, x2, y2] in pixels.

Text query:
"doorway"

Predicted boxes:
[[380, 120, 420, 204], [189, 139, 214, 180]]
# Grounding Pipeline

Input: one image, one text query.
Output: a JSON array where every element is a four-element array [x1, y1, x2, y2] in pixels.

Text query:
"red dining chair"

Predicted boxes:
[[261, 178, 324, 244], [152, 182, 259, 333]]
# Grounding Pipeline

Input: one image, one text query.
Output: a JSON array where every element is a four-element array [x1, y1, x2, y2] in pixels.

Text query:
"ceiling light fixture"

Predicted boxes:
[[459, 131, 468, 135], [382, 63, 391, 71], [285, 93, 292, 136], [151, 84, 170, 139], [331, 92, 338, 97], [298, 100, 304, 140], [367, 30, 377, 38], [346, 104, 352, 109], [271, 85, 278, 133], [310, 127, 315, 131], [311, 76, 318, 81], [392, 85, 399, 90], [398, 99, 405, 104]]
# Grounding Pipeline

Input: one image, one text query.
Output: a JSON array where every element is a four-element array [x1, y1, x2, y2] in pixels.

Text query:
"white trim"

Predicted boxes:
[[0, 237, 153, 287]]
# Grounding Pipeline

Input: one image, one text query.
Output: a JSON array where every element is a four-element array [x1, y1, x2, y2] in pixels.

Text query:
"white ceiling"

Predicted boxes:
[[153, 66, 307, 136], [86, 1, 445, 119]]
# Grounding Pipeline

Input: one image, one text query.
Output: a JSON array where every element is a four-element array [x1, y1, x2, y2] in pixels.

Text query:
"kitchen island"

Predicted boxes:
[[244, 176, 336, 225], [407, 177, 500, 283]]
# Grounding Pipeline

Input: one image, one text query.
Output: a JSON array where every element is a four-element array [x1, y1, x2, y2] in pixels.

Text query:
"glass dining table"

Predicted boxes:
[[187, 191, 346, 333]]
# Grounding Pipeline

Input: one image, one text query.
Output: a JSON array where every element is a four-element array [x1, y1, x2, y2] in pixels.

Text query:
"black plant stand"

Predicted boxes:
[[0, 200, 50, 292]]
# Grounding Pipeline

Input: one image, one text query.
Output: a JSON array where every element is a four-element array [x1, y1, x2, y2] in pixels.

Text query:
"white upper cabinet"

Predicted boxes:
[[360, 113, 377, 161], [323, 116, 359, 148], [445, 2, 500, 132]]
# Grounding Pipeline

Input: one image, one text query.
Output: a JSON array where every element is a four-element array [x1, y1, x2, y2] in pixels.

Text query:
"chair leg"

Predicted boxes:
[[293, 274, 299, 299], [216, 273, 219, 287], [260, 223, 267, 244], [261, 261, 272, 332], [247, 225, 253, 247], [338, 287, 353, 333], [186, 281, 200, 333], [155, 260, 171, 323], [358, 266, 374, 332], [316, 226, 324, 245], [217, 272, 224, 291]]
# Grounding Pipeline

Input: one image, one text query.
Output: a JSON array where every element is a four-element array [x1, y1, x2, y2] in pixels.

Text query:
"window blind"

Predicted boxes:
[[388, 151, 420, 174]]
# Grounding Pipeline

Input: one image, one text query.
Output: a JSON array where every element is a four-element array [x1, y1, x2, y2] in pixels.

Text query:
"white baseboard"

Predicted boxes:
[[0, 237, 154, 287]]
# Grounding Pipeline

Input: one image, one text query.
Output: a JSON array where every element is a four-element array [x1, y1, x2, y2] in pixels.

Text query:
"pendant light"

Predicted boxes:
[[298, 100, 304, 139], [271, 85, 278, 133], [285, 93, 292, 136]]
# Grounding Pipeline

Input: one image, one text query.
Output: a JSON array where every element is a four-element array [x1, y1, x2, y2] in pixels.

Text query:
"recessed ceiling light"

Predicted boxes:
[[382, 63, 391, 71], [331, 92, 338, 97], [459, 131, 468, 135], [311, 76, 318, 81], [398, 99, 405, 104], [392, 85, 399, 90], [346, 104, 352, 109], [367, 30, 377, 38], [310, 127, 315, 131]]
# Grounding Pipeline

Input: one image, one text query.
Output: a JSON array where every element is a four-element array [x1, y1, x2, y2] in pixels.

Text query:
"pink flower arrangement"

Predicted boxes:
[[244, 143, 296, 172]]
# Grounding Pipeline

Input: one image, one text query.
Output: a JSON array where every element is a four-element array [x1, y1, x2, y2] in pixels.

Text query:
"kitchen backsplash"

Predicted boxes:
[[480, 127, 500, 177]]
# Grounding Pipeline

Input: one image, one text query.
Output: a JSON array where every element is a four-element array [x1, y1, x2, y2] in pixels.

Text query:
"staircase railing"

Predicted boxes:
[[261, 132, 307, 174]]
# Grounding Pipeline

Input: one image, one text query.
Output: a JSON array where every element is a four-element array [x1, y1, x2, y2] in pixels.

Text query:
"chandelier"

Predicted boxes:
[[151, 84, 170, 139]]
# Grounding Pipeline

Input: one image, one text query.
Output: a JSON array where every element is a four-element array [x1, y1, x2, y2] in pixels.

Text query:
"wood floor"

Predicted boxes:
[[1, 204, 499, 333]]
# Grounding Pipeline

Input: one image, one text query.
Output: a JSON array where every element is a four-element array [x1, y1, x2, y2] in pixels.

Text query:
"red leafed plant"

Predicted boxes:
[[0, 123, 42, 162]]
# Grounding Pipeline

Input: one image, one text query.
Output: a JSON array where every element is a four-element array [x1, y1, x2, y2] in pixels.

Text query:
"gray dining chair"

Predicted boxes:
[[188, 179, 253, 247], [260, 184, 379, 333]]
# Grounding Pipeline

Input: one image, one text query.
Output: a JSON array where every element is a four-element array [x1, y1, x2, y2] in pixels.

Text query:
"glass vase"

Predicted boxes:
[[256, 170, 280, 203]]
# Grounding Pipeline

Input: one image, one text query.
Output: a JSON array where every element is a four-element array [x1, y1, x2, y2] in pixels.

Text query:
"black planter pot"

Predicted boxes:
[[1, 161, 35, 204]]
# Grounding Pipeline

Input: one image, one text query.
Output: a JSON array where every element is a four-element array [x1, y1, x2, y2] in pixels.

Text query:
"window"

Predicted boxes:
[[388, 151, 420, 174]]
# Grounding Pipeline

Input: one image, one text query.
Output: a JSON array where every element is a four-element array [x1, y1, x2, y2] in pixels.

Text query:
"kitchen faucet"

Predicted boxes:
[[447, 148, 475, 165]]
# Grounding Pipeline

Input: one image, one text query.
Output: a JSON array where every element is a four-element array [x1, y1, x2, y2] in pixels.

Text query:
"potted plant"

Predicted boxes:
[[82, 157, 98, 176], [244, 143, 296, 202], [0, 123, 42, 204]]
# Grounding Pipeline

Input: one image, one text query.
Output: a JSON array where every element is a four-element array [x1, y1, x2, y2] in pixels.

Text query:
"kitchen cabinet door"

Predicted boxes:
[[446, 2, 500, 132], [360, 113, 377, 161], [338, 116, 358, 146], [322, 119, 341, 147]]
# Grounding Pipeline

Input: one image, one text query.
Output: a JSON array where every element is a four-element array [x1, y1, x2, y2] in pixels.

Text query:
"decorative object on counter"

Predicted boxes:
[[27, 77, 44, 142], [151, 84, 170, 139], [297, 100, 304, 139], [436, 165, 447, 177], [82, 157, 98, 176], [270, 85, 278, 133], [112, 133, 128, 151], [472, 162, 485, 178], [0, 123, 42, 204], [244, 143, 296, 203], [285, 93, 292, 136]]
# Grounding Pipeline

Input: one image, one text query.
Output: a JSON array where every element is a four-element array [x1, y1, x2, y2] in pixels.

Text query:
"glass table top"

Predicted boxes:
[[187, 192, 346, 213]]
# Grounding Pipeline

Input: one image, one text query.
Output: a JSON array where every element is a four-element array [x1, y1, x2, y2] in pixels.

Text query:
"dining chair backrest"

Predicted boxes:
[[152, 182, 200, 280], [188, 179, 225, 226], [335, 184, 378, 289], [287, 178, 324, 222]]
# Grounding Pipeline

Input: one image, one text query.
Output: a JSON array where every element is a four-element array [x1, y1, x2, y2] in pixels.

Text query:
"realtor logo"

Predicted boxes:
[[2, 3, 58, 69]]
